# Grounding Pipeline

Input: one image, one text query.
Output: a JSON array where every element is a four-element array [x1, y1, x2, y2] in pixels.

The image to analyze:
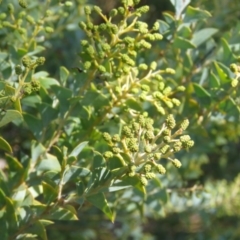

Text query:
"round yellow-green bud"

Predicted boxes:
[[173, 141, 182, 152], [112, 134, 120, 142], [140, 176, 148, 186], [152, 21, 160, 31], [146, 34, 155, 41], [31, 80, 40, 92], [150, 61, 157, 70], [86, 21, 94, 30], [84, 61, 91, 70], [163, 86, 172, 95], [36, 57, 45, 65], [26, 15, 35, 24], [122, 126, 132, 137], [104, 151, 113, 159], [15, 65, 22, 75], [165, 68, 175, 74], [155, 75, 163, 82], [18, 28, 26, 35], [165, 114, 176, 129], [153, 153, 161, 160], [163, 128, 171, 136], [153, 33, 163, 40], [231, 79, 238, 87], [99, 23, 107, 31], [156, 164, 166, 174], [172, 159, 181, 168], [81, 40, 88, 47], [101, 43, 111, 51], [46, 10, 53, 16], [0, 13, 7, 20], [180, 119, 189, 130], [109, 9, 118, 17], [230, 63, 238, 73], [172, 98, 181, 106], [2, 21, 14, 28], [65, 1, 73, 7], [118, 7, 125, 15], [8, 4, 14, 13], [165, 100, 174, 109], [156, 106, 165, 115], [145, 130, 154, 140], [158, 82, 165, 91], [84, 6, 91, 15], [136, 6, 149, 14], [177, 86, 186, 92], [129, 144, 139, 153], [128, 171, 135, 177], [140, 40, 151, 49], [144, 145, 152, 153], [23, 84, 32, 95], [139, 63, 148, 70], [160, 145, 170, 154], [98, 65, 106, 73], [163, 136, 171, 143], [112, 147, 121, 154], [130, 165, 136, 172], [79, 21, 87, 30], [146, 172, 156, 179], [182, 140, 194, 149], [22, 56, 31, 67], [93, 6, 102, 14], [45, 26, 54, 33], [132, 122, 140, 132], [144, 164, 152, 172], [180, 135, 191, 143], [103, 132, 112, 142], [154, 91, 164, 100], [141, 84, 150, 92], [18, 0, 27, 8]]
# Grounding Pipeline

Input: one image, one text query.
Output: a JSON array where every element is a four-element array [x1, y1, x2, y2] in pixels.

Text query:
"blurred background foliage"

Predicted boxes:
[[0, 0, 240, 239]]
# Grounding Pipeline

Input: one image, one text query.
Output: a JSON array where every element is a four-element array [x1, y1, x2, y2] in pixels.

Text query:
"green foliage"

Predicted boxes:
[[0, 0, 240, 239]]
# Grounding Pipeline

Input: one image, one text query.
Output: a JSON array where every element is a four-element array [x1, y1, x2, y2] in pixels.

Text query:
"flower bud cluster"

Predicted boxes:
[[229, 62, 240, 88], [102, 113, 194, 186], [22, 56, 45, 69], [77, 1, 163, 80]]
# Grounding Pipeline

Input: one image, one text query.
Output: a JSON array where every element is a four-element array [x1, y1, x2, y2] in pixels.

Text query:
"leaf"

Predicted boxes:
[[23, 113, 43, 140], [51, 85, 72, 116], [63, 166, 90, 184], [86, 167, 112, 192], [193, 83, 211, 98], [38, 103, 58, 127], [28, 220, 47, 240], [36, 153, 61, 172], [209, 71, 220, 88], [158, 20, 170, 34], [0, 137, 12, 153], [69, 141, 88, 157], [170, 0, 191, 19], [60, 66, 69, 85], [173, 36, 196, 49], [0, 110, 22, 127], [191, 28, 218, 47], [184, 6, 211, 23], [86, 192, 113, 222], [39, 77, 60, 89], [125, 98, 142, 111], [5, 197, 18, 230], [213, 61, 231, 84], [47, 206, 78, 220], [31, 141, 46, 164], [42, 181, 58, 204]]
